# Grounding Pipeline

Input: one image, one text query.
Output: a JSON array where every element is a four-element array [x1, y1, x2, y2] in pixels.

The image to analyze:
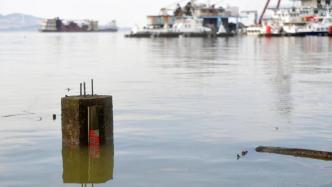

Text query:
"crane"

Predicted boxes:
[[276, 0, 282, 8], [258, 0, 282, 25], [258, 0, 271, 25]]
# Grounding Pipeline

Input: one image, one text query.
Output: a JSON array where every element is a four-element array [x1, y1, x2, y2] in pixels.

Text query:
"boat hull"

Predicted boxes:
[[304, 32, 330, 36], [40, 30, 117, 33], [125, 32, 234, 38]]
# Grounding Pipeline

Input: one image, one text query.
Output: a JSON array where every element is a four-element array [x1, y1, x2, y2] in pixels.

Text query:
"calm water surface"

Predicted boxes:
[[0, 32, 332, 187]]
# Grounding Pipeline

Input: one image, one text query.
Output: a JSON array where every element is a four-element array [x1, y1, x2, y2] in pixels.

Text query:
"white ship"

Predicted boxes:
[[244, 0, 332, 37]]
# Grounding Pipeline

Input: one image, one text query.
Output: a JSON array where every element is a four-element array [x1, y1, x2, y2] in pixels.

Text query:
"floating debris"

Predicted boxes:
[[2, 111, 36, 118], [241, 150, 249, 156], [237, 149, 249, 160], [256, 146, 332, 161]]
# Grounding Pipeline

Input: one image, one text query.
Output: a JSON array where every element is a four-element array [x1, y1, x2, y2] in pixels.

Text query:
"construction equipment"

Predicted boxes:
[[258, 0, 271, 25], [258, 0, 283, 25]]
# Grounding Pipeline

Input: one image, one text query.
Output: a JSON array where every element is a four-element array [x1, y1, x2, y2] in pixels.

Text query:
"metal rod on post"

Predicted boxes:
[[91, 79, 94, 96], [83, 82, 86, 96], [80, 83, 82, 96]]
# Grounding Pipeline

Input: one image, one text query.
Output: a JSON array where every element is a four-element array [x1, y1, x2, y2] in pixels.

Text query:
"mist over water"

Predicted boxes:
[[0, 32, 332, 186]]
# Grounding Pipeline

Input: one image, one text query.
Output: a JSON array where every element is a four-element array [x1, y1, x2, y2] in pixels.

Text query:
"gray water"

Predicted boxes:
[[0, 32, 332, 187]]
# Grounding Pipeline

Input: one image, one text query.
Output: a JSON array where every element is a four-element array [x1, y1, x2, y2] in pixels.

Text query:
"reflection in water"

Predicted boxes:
[[273, 57, 293, 116], [148, 38, 223, 70], [62, 144, 114, 185], [266, 39, 293, 116]]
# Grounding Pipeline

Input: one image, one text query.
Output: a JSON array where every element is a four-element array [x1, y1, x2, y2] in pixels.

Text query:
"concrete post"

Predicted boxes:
[[61, 95, 113, 146]]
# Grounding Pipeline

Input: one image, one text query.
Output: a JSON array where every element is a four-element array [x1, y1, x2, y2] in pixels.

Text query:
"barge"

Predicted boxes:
[[40, 17, 118, 32]]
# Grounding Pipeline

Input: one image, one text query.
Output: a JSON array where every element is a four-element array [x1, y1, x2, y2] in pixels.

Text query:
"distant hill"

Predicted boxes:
[[0, 13, 42, 31]]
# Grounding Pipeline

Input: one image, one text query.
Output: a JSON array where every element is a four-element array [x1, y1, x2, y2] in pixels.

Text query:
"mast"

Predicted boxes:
[[258, 0, 271, 25]]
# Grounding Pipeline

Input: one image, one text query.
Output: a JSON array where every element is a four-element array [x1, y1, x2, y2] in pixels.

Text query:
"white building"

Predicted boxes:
[[301, 0, 331, 8]]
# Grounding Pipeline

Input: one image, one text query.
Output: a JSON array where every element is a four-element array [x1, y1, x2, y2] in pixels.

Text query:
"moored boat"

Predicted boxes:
[[125, 0, 240, 38], [303, 11, 332, 36], [244, 0, 332, 37]]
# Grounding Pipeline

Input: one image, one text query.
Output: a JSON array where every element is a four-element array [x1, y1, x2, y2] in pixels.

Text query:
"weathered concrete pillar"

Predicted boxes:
[[61, 95, 113, 146]]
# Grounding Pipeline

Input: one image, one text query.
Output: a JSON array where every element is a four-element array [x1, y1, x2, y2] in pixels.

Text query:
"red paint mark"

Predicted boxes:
[[89, 130, 100, 158]]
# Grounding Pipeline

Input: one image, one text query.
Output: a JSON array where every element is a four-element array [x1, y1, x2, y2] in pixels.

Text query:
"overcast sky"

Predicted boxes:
[[0, 0, 295, 26]]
